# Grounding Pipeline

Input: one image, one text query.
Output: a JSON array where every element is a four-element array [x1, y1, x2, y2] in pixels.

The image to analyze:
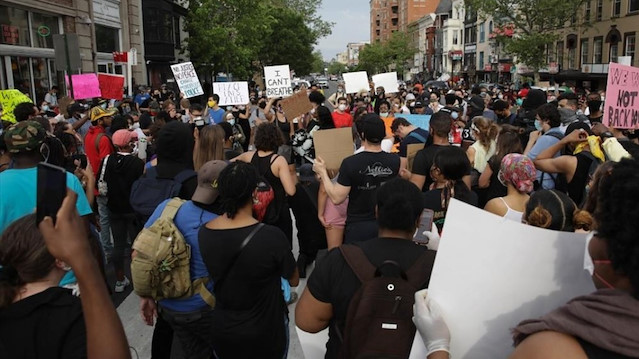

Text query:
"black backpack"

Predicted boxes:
[[129, 166, 197, 222], [337, 245, 435, 359]]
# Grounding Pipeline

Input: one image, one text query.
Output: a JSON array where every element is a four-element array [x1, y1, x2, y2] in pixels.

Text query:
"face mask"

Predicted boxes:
[[208, 101, 216, 108], [310, 108, 316, 115], [228, 119, 236, 126], [587, 100, 602, 113], [430, 98, 438, 103], [380, 112, 389, 117], [258, 102, 267, 109], [238, 105, 246, 110], [101, 103, 108, 110], [130, 122, 140, 130], [451, 111, 459, 120], [409, 101, 415, 108], [558, 107, 575, 120], [338, 104, 347, 111], [42, 105, 50, 112], [226, 106, 234, 111], [516, 98, 523, 106], [534, 119, 543, 131], [498, 94, 504, 100], [337, 88, 344, 93], [600, 96, 605, 102]]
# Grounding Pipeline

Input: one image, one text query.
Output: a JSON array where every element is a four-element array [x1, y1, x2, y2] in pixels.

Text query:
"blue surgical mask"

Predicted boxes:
[[228, 119, 236, 126], [534, 119, 543, 131], [451, 111, 459, 120], [516, 98, 523, 106]]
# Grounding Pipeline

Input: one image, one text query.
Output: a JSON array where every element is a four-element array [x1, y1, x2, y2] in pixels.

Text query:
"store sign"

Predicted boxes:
[[449, 50, 463, 60], [1, 25, 19, 45], [464, 44, 476, 53], [484, 64, 492, 72]]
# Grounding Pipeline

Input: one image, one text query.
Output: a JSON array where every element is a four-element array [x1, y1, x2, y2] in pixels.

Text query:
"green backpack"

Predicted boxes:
[[131, 198, 215, 307]]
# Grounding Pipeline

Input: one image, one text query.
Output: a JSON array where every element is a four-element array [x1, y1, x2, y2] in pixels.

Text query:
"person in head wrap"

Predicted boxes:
[[484, 154, 536, 222]]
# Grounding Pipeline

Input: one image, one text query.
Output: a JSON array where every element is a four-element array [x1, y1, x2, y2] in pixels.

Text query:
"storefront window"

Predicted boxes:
[[31, 12, 60, 48], [95, 25, 120, 53], [32, 57, 49, 104], [0, 6, 30, 47], [11, 56, 32, 96]]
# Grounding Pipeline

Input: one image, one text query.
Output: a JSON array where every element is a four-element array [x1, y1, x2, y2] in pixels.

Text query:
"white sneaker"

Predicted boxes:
[[114, 276, 130, 293]]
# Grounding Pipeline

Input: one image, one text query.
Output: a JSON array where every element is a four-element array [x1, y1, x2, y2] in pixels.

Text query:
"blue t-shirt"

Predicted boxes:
[[528, 127, 563, 189], [0, 167, 93, 234], [145, 199, 217, 311], [134, 93, 151, 106], [209, 108, 225, 124]]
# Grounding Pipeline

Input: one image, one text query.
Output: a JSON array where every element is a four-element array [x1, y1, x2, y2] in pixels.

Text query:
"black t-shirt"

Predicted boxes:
[[337, 151, 400, 224], [0, 287, 86, 358], [412, 145, 449, 191], [398, 128, 429, 157], [307, 238, 437, 359], [103, 153, 145, 213], [484, 155, 507, 203], [198, 223, 296, 359], [288, 182, 327, 256], [422, 188, 478, 232]]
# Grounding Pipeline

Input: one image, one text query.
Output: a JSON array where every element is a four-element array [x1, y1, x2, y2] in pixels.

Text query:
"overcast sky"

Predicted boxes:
[[316, 0, 370, 61]]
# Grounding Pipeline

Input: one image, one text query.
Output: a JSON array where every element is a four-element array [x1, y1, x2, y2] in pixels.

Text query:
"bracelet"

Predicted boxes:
[[600, 131, 614, 139]]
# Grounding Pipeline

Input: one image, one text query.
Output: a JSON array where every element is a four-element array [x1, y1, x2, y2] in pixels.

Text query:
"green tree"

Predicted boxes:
[[311, 50, 326, 74], [358, 41, 389, 74], [327, 60, 348, 75], [466, 0, 587, 81], [358, 32, 417, 76]]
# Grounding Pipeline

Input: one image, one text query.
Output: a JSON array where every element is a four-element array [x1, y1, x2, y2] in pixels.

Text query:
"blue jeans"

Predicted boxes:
[[96, 196, 112, 256]]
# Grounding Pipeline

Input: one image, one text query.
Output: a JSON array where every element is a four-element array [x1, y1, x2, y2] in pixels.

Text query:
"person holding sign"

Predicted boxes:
[[313, 114, 399, 244]]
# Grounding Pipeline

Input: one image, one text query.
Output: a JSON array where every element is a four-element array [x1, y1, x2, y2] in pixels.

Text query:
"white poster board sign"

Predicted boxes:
[[410, 200, 595, 359], [170, 62, 204, 98], [264, 65, 293, 98], [372, 72, 399, 93], [342, 71, 369, 94], [213, 81, 250, 106]]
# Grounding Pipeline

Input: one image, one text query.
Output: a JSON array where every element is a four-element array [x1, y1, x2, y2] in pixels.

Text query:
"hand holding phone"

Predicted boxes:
[[413, 209, 435, 245], [37, 162, 67, 224]]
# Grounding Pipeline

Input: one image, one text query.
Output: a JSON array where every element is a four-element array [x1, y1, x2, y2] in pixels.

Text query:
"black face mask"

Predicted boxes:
[[587, 100, 602, 113], [258, 102, 267, 109]]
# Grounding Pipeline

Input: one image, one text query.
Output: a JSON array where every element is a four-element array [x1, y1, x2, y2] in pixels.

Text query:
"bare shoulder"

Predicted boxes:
[[484, 197, 506, 216], [509, 331, 587, 359]]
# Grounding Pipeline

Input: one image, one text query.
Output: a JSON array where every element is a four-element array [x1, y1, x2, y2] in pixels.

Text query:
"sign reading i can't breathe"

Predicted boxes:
[[170, 62, 204, 98], [264, 65, 293, 98], [604, 62, 639, 129]]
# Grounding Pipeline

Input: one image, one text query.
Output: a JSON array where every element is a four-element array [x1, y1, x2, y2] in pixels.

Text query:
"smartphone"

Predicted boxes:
[[413, 209, 435, 244], [36, 162, 67, 224]]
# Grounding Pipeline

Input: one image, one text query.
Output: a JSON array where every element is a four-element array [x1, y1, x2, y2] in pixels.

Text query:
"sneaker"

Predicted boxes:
[[114, 276, 130, 293]]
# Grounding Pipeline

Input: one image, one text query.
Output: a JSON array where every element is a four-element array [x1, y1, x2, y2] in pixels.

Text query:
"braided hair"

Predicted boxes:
[[217, 162, 258, 219]]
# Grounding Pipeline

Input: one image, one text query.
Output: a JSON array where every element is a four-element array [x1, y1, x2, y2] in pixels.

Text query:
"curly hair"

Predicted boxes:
[[593, 159, 639, 299], [254, 123, 284, 152]]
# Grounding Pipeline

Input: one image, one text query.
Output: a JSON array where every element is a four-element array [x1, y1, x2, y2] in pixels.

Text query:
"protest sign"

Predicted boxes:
[[313, 127, 354, 171], [372, 72, 399, 93], [411, 200, 595, 359], [400, 114, 431, 131], [98, 73, 125, 101], [604, 62, 639, 129], [264, 65, 293, 98], [170, 62, 204, 98], [0, 89, 33, 123], [342, 71, 369, 94], [406, 143, 423, 171], [66, 74, 101, 100], [279, 89, 313, 119], [213, 81, 249, 106]]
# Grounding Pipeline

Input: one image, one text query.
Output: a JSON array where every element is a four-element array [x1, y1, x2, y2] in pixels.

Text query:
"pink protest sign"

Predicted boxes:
[[66, 73, 102, 100], [604, 62, 639, 129]]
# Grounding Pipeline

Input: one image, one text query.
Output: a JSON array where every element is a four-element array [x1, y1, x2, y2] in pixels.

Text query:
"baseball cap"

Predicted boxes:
[[191, 160, 228, 204], [414, 100, 424, 108], [359, 113, 386, 144], [469, 96, 485, 111], [90, 106, 118, 122], [111, 129, 138, 147], [67, 102, 86, 115], [4, 121, 46, 153], [406, 93, 416, 101]]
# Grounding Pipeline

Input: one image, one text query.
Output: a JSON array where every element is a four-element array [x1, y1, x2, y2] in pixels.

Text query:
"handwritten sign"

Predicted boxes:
[[98, 73, 125, 101], [0, 89, 33, 123], [419, 200, 595, 359], [264, 65, 293, 98], [66, 74, 101, 100], [342, 71, 370, 94], [604, 62, 639, 129], [372, 72, 399, 93], [213, 81, 249, 106], [170, 62, 204, 98], [279, 90, 313, 119], [313, 127, 354, 171]]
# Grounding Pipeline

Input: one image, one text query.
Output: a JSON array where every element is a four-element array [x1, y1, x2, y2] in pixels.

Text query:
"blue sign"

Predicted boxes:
[[396, 114, 431, 131]]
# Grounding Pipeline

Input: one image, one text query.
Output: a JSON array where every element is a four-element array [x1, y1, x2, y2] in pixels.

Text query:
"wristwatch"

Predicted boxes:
[[600, 131, 614, 140]]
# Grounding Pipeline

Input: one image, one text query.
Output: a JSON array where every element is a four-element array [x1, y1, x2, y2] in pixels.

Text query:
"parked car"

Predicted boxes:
[[292, 79, 311, 89], [424, 80, 450, 90], [329, 74, 339, 81], [316, 76, 329, 89]]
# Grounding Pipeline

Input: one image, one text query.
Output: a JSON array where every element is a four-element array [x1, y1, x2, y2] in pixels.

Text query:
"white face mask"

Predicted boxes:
[[338, 104, 347, 111], [337, 88, 344, 93], [310, 108, 316, 115], [498, 94, 504, 100], [380, 112, 389, 117], [130, 122, 140, 130], [228, 119, 236, 126]]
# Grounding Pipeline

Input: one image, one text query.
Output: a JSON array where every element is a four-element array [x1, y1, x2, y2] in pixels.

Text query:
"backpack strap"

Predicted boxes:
[[339, 245, 376, 283], [405, 250, 436, 288], [174, 169, 197, 184], [215, 223, 265, 293], [95, 133, 104, 154], [160, 198, 186, 219], [407, 131, 427, 143], [192, 277, 216, 308]]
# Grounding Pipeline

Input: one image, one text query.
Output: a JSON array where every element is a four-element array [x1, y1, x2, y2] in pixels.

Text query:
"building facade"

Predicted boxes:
[[371, 0, 439, 43], [347, 42, 368, 66], [0, 0, 146, 103]]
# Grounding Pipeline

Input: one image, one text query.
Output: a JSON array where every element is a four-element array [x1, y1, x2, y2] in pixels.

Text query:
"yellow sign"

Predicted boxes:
[[0, 89, 33, 123]]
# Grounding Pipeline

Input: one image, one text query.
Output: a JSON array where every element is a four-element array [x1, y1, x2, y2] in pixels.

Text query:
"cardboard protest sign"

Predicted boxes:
[[401, 114, 431, 131], [313, 127, 354, 171], [213, 81, 249, 106], [604, 62, 639, 129], [0, 89, 33, 123], [412, 200, 595, 359], [264, 65, 293, 98], [66, 74, 101, 100], [279, 90, 313, 119], [342, 71, 369, 94], [98, 73, 125, 101], [406, 143, 423, 171], [372, 72, 399, 93], [170, 62, 204, 98]]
